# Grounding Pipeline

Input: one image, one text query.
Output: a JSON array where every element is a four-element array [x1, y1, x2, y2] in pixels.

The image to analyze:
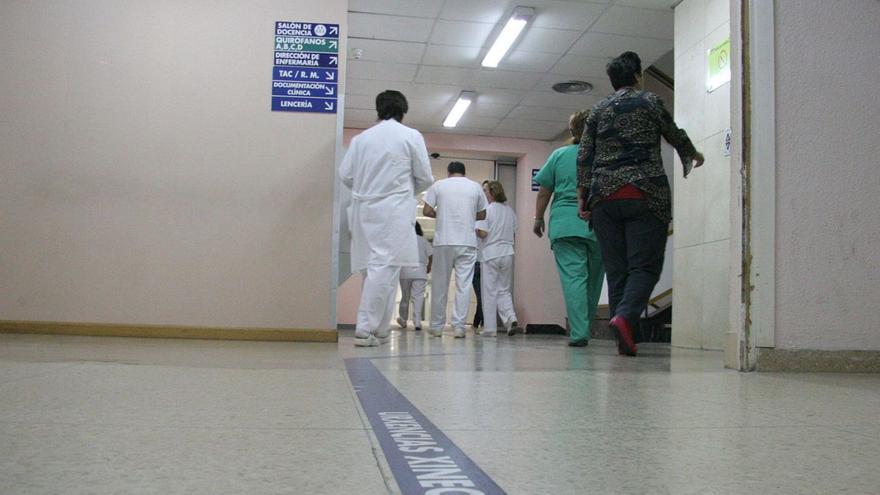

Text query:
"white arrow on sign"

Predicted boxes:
[[330, 56, 338, 65], [329, 40, 338, 49], [330, 26, 338, 35], [324, 101, 335, 111], [326, 72, 335, 81], [325, 86, 335, 96]]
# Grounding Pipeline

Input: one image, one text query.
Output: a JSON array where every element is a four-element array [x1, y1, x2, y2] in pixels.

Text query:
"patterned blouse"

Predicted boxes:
[[576, 87, 697, 223]]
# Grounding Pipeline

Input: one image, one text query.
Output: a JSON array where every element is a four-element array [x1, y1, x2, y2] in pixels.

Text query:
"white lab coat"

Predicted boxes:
[[339, 119, 433, 273]]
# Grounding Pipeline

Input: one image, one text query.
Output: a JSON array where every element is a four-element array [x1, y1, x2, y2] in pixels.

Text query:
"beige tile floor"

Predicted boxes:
[[1, 330, 878, 494]]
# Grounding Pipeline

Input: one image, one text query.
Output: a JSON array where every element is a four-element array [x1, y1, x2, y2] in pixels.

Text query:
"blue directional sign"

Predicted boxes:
[[273, 67, 338, 82], [272, 97, 337, 113], [275, 22, 339, 38], [273, 52, 338, 68], [272, 81, 337, 98], [271, 20, 339, 113]]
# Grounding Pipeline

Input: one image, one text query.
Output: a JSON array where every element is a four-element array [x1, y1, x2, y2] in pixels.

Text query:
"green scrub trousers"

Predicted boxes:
[[551, 236, 605, 342]]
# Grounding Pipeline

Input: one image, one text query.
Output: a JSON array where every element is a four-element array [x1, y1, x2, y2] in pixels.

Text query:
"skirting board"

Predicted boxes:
[[0, 320, 337, 343], [757, 348, 880, 373]]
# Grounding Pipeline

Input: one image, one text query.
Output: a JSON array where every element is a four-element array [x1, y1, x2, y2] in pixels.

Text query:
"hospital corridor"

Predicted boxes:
[[2, 0, 879, 494]]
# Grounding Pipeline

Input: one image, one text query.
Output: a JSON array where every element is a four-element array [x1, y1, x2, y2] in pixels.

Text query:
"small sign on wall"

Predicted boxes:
[[707, 38, 731, 92], [723, 128, 732, 157], [531, 169, 540, 191]]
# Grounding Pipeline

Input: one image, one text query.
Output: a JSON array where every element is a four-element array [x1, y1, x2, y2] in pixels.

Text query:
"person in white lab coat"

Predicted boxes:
[[338, 90, 434, 347], [422, 161, 487, 338], [475, 181, 519, 337], [397, 221, 433, 330]]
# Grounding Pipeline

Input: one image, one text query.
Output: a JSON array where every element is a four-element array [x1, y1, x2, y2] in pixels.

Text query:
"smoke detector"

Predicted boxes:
[[552, 80, 594, 94]]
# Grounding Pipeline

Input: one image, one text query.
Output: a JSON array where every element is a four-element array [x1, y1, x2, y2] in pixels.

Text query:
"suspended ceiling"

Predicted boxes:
[[344, 0, 677, 141]]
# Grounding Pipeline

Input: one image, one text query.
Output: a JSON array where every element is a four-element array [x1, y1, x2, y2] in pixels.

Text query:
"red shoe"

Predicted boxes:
[[610, 315, 637, 356]]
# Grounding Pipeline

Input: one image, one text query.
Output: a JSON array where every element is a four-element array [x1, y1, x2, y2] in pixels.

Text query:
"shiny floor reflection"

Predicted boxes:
[[1, 331, 878, 494]]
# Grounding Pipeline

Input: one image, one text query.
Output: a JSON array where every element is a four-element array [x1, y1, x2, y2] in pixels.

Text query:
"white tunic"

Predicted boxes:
[[339, 120, 433, 272], [400, 236, 433, 279], [423, 177, 487, 247], [476, 202, 516, 261]]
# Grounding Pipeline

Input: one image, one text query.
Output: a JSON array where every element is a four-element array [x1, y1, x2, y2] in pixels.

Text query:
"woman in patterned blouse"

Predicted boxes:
[[576, 51, 705, 357]]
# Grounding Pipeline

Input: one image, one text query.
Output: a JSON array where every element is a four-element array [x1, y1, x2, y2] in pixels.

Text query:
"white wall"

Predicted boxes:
[[0, 1, 348, 329], [773, 0, 880, 350], [672, 0, 731, 350]]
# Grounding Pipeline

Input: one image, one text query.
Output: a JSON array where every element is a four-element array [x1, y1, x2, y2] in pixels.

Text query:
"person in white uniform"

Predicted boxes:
[[338, 90, 434, 347], [397, 222, 433, 330], [475, 181, 519, 337], [423, 161, 487, 338]]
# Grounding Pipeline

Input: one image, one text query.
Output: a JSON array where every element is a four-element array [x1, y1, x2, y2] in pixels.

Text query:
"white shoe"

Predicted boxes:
[[453, 328, 466, 339], [354, 334, 379, 347], [506, 320, 520, 336], [375, 330, 391, 345], [396, 317, 407, 328], [480, 330, 497, 337], [428, 328, 443, 337]]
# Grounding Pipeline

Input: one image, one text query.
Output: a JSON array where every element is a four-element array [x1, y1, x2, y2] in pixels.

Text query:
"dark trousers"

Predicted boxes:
[[591, 200, 668, 327], [472, 262, 483, 326]]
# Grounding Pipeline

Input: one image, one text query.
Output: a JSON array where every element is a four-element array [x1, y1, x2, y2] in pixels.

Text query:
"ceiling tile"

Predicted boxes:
[[405, 84, 464, 103], [348, 13, 434, 43], [515, 27, 582, 54], [469, 101, 516, 118], [415, 66, 540, 90], [429, 20, 496, 47], [467, 88, 528, 105], [501, 51, 560, 73], [548, 54, 611, 78], [347, 60, 418, 82], [590, 5, 674, 40], [345, 79, 415, 97], [568, 32, 672, 65], [346, 38, 426, 64], [613, 0, 678, 11], [457, 115, 502, 129], [496, 118, 564, 132], [529, 0, 608, 30], [422, 44, 481, 68], [507, 105, 579, 122], [349, 0, 444, 18], [473, 69, 544, 90], [437, 0, 513, 23], [519, 89, 603, 110]]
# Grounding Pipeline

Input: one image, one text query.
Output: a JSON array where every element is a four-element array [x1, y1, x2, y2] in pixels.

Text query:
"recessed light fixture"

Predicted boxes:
[[443, 91, 475, 128], [481, 6, 535, 68], [552, 80, 594, 94]]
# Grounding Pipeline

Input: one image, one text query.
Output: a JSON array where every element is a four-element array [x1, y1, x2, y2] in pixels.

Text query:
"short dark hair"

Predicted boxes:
[[415, 221, 423, 237], [606, 51, 642, 90], [376, 90, 408, 121], [447, 161, 466, 175]]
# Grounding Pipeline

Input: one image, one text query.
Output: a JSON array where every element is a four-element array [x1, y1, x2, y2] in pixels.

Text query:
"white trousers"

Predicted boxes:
[[430, 246, 477, 331], [357, 264, 401, 338], [399, 278, 427, 326], [481, 255, 517, 332]]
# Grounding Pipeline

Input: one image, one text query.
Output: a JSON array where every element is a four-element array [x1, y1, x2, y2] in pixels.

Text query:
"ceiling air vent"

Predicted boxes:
[[552, 80, 594, 95]]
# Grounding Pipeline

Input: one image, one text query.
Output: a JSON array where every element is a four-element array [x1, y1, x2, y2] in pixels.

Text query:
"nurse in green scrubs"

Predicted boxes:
[[533, 110, 605, 347]]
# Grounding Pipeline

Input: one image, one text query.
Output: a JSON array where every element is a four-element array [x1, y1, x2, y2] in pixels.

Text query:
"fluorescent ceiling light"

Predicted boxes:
[[443, 91, 475, 128], [481, 7, 535, 68]]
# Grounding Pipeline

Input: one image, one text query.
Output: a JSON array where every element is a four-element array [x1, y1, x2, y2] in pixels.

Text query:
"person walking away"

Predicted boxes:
[[423, 161, 487, 338], [577, 52, 704, 356], [397, 222, 433, 330], [339, 90, 434, 347], [534, 111, 605, 347], [475, 181, 519, 337]]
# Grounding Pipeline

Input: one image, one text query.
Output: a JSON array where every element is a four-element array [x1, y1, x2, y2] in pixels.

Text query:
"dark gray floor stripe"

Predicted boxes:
[[345, 357, 506, 495]]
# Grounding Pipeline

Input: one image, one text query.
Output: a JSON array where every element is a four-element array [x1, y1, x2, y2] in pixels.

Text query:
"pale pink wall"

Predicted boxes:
[[337, 128, 564, 329]]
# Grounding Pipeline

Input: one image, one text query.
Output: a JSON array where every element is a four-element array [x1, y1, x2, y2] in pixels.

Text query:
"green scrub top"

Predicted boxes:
[[533, 144, 597, 242]]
